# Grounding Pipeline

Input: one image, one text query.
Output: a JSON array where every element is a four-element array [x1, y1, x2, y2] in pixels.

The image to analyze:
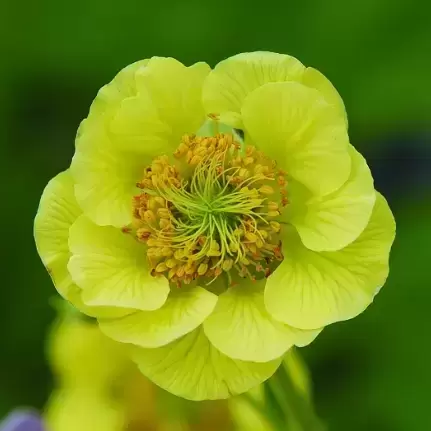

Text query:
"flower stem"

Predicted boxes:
[[265, 350, 325, 431]]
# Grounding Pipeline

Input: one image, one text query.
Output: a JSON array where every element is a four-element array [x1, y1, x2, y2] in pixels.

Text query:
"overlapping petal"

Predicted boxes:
[[34, 171, 81, 300], [242, 81, 351, 196], [288, 146, 376, 251], [135, 57, 210, 140], [265, 193, 396, 329], [99, 287, 217, 348], [133, 327, 281, 401], [203, 51, 347, 129], [72, 57, 210, 227], [203, 51, 305, 128], [301, 67, 347, 125], [68, 216, 170, 311], [72, 129, 148, 228], [85, 59, 149, 122], [34, 171, 129, 319], [203, 281, 320, 362]]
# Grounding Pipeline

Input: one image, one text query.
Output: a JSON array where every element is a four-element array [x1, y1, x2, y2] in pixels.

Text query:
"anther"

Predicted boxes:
[[259, 185, 274, 195]]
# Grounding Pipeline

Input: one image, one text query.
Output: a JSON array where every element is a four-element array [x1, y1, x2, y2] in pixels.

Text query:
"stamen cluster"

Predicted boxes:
[[131, 133, 288, 287]]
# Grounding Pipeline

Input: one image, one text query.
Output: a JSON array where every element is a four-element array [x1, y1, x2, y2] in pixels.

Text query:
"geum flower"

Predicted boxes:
[[34, 52, 395, 401]]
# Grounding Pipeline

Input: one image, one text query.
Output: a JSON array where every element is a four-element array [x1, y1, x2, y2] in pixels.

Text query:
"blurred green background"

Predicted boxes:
[[1, 0, 430, 429]]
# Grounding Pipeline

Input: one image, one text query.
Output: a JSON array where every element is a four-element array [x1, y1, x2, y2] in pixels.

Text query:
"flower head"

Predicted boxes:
[[35, 52, 395, 400]]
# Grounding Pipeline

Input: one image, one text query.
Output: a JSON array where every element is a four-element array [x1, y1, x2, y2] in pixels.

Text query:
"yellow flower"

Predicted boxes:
[[35, 52, 395, 401]]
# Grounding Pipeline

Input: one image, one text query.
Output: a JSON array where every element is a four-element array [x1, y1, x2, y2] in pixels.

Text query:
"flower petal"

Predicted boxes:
[[73, 58, 210, 227], [265, 193, 396, 329], [289, 146, 376, 251], [85, 59, 149, 121], [203, 51, 305, 128], [34, 171, 133, 319], [301, 67, 347, 126], [72, 128, 146, 228], [136, 57, 210, 140], [99, 287, 217, 348], [68, 216, 169, 311], [203, 281, 320, 362], [66, 287, 132, 319], [133, 327, 281, 401], [242, 81, 351, 196], [34, 171, 81, 300], [74, 86, 167, 228]]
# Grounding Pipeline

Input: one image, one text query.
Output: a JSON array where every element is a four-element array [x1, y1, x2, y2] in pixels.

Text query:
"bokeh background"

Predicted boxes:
[[1, 0, 430, 429]]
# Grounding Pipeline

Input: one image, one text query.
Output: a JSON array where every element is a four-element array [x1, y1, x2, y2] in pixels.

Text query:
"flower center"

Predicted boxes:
[[131, 133, 288, 287]]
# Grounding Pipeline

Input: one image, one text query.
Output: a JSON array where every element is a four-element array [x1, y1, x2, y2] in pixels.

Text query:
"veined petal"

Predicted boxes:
[[67, 286, 132, 319], [68, 216, 169, 311], [136, 57, 210, 141], [242, 81, 351, 196], [289, 146, 376, 251], [108, 94, 171, 154], [133, 327, 281, 401], [203, 281, 320, 362], [203, 51, 305, 128], [34, 171, 81, 300], [99, 287, 217, 348], [86, 59, 149, 122], [301, 67, 347, 126], [72, 127, 146, 228], [34, 171, 131, 319], [78, 58, 171, 155], [73, 57, 210, 227], [265, 193, 396, 329]]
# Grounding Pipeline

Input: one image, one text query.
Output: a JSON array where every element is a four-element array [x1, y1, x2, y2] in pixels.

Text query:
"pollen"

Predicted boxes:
[[131, 133, 288, 287]]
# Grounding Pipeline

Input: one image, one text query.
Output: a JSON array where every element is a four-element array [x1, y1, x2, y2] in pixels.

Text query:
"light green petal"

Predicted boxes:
[[68, 215, 169, 311], [73, 58, 210, 228], [289, 146, 376, 251], [265, 193, 396, 329], [99, 287, 217, 348], [86, 59, 149, 121], [203, 281, 320, 362], [133, 328, 281, 401], [203, 51, 305, 128], [67, 286, 133, 319], [242, 81, 351, 196], [301, 67, 348, 126], [136, 57, 210, 141], [72, 127, 146, 228], [77, 58, 169, 155], [34, 170, 82, 299], [108, 94, 171, 154], [34, 171, 133, 319]]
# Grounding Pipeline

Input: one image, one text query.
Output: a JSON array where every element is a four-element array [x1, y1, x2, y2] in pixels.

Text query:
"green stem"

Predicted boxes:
[[266, 352, 325, 431]]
